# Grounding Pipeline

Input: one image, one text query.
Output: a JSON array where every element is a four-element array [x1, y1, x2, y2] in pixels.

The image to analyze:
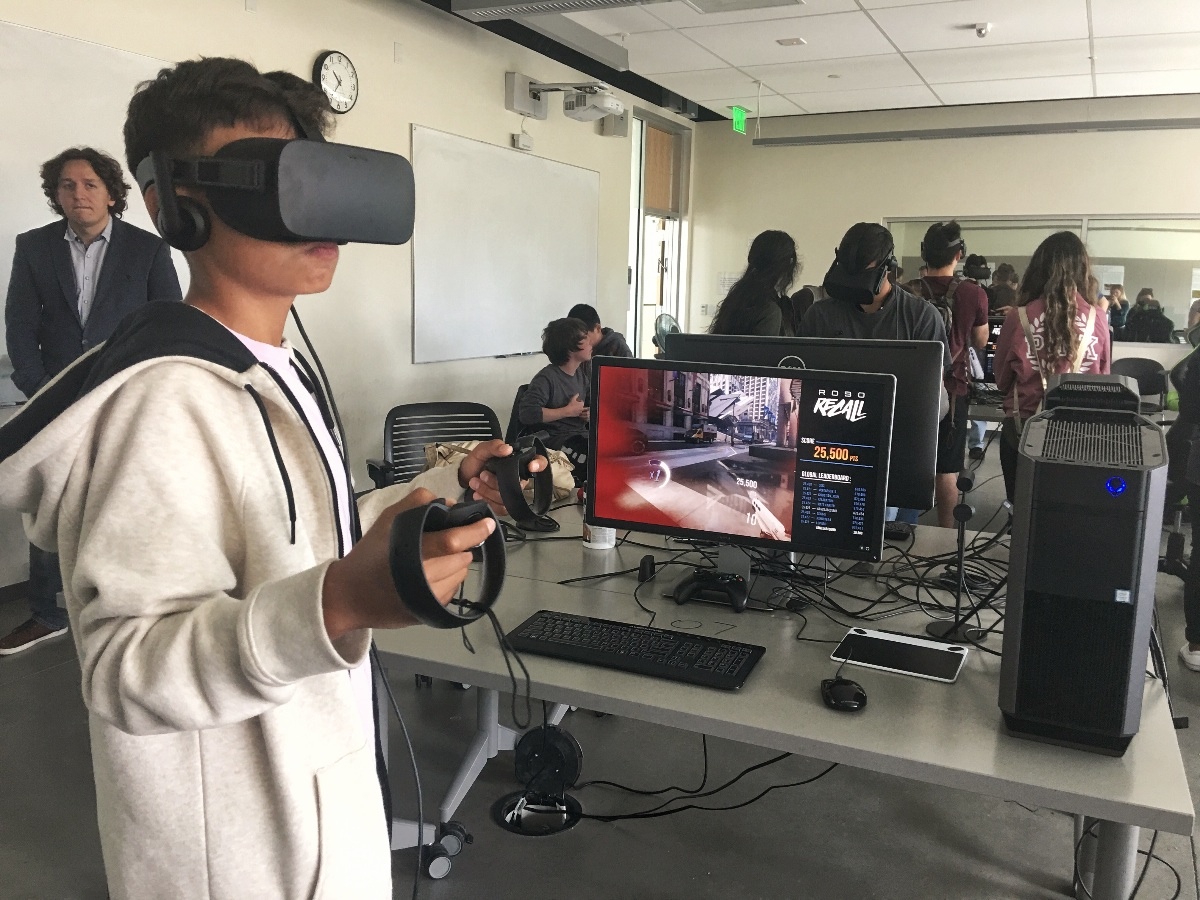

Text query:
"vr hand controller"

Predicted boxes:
[[484, 435, 559, 534], [388, 499, 506, 629]]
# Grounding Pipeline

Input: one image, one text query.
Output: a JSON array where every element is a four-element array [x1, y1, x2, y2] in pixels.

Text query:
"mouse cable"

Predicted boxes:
[[370, 643, 424, 900], [582, 761, 838, 823], [557, 566, 641, 586], [577, 734, 710, 797]]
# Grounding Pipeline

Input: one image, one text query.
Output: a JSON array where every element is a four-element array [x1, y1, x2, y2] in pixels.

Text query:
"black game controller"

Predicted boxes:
[[484, 434, 558, 533], [388, 499, 506, 629], [672, 569, 750, 613]]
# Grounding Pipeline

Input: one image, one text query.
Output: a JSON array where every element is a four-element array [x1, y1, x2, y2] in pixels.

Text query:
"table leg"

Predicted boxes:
[[1075, 816, 1139, 900]]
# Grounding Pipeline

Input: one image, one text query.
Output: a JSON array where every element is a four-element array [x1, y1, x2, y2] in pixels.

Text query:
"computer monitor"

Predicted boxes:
[[586, 357, 896, 564], [662, 333, 941, 511], [981, 316, 1005, 384]]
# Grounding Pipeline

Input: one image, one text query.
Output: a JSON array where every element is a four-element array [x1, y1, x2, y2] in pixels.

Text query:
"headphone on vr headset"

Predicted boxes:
[[137, 92, 327, 252]]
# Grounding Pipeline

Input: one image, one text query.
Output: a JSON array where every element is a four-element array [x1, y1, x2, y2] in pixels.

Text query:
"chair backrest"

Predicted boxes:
[[504, 384, 530, 446], [382, 402, 502, 485], [1110, 357, 1167, 395]]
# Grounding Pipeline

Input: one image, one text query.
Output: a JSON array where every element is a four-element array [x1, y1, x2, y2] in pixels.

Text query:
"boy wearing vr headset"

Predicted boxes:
[[0, 58, 535, 899], [802, 222, 951, 538]]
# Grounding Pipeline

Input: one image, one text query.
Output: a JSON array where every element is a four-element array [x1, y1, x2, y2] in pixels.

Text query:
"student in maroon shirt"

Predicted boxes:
[[911, 222, 989, 528], [994, 231, 1110, 500]]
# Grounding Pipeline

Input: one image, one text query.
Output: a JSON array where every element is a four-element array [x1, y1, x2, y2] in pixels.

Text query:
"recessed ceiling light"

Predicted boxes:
[[776, 37, 807, 46]]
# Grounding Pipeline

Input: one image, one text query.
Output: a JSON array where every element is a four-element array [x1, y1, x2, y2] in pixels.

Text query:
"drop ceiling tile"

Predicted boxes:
[[561, 8, 672, 35], [617, 29, 728, 73], [1093, 34, 1200, 74], [709, 93, 807, 116], [784, 83, 941, 112], [646, 0, 857, 29], [745, 53, 923, 94], [909, 39, 1091, 84], [1094, 69, 1200, 95], [869, 0, 1089, 52], [682, 11, 895, 66], [653, 67, 760, 99], [1090, 0, 1200, 37], [934, 74, 1094, 104]]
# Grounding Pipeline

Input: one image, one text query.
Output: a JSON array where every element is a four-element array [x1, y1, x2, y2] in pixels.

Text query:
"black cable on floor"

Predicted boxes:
[[370, 643, 423, 900], [577, 734, 710, 796]]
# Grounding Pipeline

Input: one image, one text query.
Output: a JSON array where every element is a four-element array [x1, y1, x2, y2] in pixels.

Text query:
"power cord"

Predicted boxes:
[[577, 734, 710, 796]]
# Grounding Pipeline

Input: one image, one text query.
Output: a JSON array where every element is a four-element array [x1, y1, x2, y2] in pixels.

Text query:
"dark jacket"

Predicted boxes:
[[1123, 304, 1174, 343], [5, 217, 182, 398], [594, 327, 632, 359], [711, 295, 793, 337]]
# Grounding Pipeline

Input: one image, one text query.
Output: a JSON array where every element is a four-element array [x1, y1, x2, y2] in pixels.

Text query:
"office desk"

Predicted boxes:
[[374, 514, 1193, 900]]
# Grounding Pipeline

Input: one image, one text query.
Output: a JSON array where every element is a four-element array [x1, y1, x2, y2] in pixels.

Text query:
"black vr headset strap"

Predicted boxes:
[[388, 499, 505, 629]]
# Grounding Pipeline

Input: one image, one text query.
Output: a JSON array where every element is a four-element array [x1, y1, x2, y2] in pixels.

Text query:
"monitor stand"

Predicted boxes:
[[668, 545, 752, 613]]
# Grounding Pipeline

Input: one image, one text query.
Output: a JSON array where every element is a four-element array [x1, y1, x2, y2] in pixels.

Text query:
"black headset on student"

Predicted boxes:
[[135, 99, 415, 252], [822, 231, 898, 303]]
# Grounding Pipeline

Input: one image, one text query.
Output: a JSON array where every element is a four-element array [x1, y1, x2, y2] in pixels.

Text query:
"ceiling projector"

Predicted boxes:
[[563, 90, 624, 122]]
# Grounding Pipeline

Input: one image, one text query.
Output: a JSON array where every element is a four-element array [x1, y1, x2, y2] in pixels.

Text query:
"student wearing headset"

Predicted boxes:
[[801, 223, 951, 539], [0, 58, 540, 900]]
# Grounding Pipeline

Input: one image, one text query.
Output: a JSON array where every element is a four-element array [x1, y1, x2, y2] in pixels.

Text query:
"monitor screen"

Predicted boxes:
[[981, 316, 1005, 384], [586, 357, 896, 561], [662, 333, 941, 511]]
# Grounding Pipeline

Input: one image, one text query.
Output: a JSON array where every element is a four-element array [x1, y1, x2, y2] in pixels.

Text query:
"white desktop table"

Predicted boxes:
[[373, 511, 1193, 900]]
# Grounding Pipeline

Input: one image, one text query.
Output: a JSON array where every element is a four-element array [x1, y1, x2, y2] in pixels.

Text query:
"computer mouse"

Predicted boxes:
[[821, 677, 867, 712]]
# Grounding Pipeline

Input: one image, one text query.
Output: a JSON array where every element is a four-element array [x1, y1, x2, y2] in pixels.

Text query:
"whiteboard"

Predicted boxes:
[[411, 125, 599, 363], [0, 22, 187, 397]]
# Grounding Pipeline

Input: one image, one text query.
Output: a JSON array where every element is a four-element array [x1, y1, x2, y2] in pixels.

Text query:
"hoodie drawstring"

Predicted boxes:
[[244, 384, 297, 545]]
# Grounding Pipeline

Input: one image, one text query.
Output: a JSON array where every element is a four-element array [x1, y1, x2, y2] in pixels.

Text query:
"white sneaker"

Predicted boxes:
[[1180, 643, 1200, 672]]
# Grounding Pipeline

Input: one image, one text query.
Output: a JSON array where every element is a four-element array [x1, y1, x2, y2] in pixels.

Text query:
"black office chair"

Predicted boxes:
[[1110, 357, 1168, 417], [504, 384, 531, 446], [366, 401, 502, 489]]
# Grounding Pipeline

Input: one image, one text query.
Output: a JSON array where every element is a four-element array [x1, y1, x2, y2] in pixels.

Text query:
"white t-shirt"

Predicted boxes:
[[228, 328, 375, 748]]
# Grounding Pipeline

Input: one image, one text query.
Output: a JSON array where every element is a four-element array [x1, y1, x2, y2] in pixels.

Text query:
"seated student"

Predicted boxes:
[[568, 302, 632, 359], [709, 230, 800, 336], [0, 58, 539, 899], [519, 317, 593, 460], [994, 231, 1109, 500], [801, 222, 951, 539]]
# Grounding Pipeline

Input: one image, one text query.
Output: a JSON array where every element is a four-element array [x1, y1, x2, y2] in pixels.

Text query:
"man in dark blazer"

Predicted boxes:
[[2, 146, 181, 656]]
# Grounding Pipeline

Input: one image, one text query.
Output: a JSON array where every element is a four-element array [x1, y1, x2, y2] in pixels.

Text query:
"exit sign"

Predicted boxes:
[[731, 106, 748, 134]]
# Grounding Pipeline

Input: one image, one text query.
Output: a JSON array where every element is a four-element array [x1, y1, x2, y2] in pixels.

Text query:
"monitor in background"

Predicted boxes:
[[587, 357, 896, 587], [981, 316, 1005, 384], [662, 333, 940, 511]]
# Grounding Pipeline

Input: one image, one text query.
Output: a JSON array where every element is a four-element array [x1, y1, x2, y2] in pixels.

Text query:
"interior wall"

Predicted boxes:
[[0, 0, 688, 485], [688, 105, 1200, 332]]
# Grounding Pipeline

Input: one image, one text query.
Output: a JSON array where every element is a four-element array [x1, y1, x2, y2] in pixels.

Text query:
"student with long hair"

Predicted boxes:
[[708, 230, 799, 336], [994, 231, 1110, 500]]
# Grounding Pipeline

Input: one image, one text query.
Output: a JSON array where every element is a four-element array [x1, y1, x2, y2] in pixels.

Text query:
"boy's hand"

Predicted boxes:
[[322, 488, 495, 640], [458, 439, 548, 517], [563, 394, 586, 418]]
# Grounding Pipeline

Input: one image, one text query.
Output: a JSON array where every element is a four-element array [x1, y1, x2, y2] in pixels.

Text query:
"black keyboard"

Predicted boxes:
[[506, 610, 766, 691]]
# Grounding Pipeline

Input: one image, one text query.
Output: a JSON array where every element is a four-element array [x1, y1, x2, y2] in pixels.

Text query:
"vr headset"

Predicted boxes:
[[822, 236, 898, 305], [136, 137, 415, 251]]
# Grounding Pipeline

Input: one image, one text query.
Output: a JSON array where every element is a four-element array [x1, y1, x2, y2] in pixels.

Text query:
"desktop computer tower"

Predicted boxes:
[[999, 406, 1167, 756]]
